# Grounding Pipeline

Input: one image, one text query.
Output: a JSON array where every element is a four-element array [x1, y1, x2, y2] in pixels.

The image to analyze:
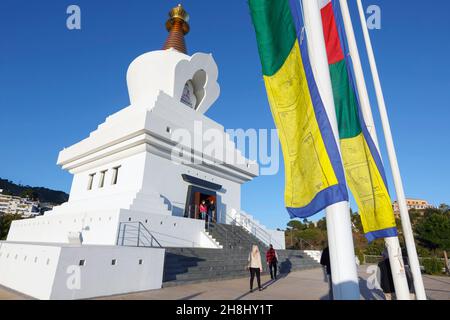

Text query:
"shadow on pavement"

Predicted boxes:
[[358, 276, 385, 300], [178, 292, 205, 300], [233, 272, 289, 300]]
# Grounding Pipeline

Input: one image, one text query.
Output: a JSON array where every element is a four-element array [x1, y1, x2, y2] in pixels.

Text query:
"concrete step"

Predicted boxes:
[[164, 261, 319, 276], [162, 223, 321, 287]]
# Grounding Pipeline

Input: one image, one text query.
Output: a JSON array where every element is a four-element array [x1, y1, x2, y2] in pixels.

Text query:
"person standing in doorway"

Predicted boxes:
[[208, 199, 216, 223], [320, 246, 333, 300], [266, 244, 278, 280], [199, 200, 207, 221], [247, 245, 263, 292]]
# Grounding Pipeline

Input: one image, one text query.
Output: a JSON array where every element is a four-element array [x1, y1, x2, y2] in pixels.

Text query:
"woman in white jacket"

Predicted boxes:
[[247, 245, 263, 292]]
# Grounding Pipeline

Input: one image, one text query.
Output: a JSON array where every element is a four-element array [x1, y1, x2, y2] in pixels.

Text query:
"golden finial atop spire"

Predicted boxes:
[[166, 4, 190, 32], [163, 4, 190, 53]]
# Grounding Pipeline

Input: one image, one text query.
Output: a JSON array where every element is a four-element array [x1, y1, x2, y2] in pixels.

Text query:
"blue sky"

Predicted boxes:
[[1, 1, 449, 230]]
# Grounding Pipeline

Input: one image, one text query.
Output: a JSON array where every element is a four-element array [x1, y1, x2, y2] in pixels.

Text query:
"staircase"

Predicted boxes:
[[162, 223, 321, 287]]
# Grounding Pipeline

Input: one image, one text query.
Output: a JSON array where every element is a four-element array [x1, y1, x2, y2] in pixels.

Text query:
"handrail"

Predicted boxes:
[[296, 238, 317, 251], [228, 211, 316, 250], [117, 222, 162, 248], [223, 211, 278, 248]]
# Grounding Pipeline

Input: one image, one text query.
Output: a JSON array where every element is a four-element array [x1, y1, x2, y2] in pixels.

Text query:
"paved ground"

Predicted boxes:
[[1, 266, 449, 300]]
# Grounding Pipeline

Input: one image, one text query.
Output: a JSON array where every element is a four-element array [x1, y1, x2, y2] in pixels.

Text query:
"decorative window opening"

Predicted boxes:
[[99, 170, 107, 188], [111, 166, 121, 185], [180, 70, 207, 110], [87, 173, 96, 190]]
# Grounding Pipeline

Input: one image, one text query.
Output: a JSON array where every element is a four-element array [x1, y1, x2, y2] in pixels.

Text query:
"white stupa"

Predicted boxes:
[[0, 5, 284, 300]]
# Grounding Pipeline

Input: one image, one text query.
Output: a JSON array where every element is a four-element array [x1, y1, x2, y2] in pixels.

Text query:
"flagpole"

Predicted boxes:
[[303, 0, 360, 300], [338, 0, 411, 300], [356, 0, 427, 300]]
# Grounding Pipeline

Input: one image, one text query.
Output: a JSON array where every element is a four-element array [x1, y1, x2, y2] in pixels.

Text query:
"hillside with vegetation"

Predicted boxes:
[[285, 205, 450, 275], [0, 178, 69, 204]]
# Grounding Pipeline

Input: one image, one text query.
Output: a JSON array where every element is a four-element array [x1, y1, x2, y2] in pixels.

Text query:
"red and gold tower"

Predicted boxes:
[[162, 4, 190, 54]]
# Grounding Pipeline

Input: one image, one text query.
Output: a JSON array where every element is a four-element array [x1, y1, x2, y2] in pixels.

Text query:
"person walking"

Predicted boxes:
[[266, 244, 278, 280], [378, 249, 396, 300], [247, 245, 263, 292], [320, 246, 333, 300]]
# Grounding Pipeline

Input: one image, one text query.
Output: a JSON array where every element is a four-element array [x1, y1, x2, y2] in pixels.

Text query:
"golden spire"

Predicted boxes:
[[162, 4, 190, 54]]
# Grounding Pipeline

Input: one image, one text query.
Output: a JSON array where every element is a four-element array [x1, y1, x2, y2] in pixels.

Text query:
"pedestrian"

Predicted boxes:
[[320, 246, 333, 300], [208, 199, 216, 222], [266, 244, 278, 280], [247, 245, 263, 292], [199, 200, 207, 220], [378, 249, 396, 300]]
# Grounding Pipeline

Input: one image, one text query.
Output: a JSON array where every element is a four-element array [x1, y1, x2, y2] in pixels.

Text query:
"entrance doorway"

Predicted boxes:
[[185, 186, 217, 222]]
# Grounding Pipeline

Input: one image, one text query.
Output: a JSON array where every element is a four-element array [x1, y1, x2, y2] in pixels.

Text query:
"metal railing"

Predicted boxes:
[[117, 221, 162, 248], [295, 238, 317, 251], [363, 255, 447, 271], [223, 211, 280, 249], [185, 204, 218, 223], [183, 205, 318, 251]]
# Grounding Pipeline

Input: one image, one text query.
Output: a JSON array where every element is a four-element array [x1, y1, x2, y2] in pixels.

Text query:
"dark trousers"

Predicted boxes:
[[269, 261, 278, 279], [327, 273, 333, 300], [249, 268, 261, 290]]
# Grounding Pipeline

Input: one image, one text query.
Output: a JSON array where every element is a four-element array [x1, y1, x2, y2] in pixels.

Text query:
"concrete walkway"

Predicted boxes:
[[0, 266, 449, 300]]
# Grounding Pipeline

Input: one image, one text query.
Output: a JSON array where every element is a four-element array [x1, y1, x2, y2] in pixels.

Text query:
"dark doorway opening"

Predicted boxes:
[[184, 186, 217, 222]]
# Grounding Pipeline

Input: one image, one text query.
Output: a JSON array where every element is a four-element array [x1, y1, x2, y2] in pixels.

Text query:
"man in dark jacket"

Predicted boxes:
[[378, 251, 396, 300], [266, 244, 278, 280], [320, 247, 333, 300], [208, 200, 216, 223]]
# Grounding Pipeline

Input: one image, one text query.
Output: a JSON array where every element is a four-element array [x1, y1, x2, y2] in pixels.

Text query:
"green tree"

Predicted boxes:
[[1, 189, 12, 196], [20, 189, 39, 201], [297, 228, 327, 249], [364, 240, 385, 255], [438, 203, 450, 213], [415, 213, 450, 252], [422, 257, 445, 275], [0, 214, 23, 240], [351, 212, 363, 233], [287, 220, 306, 231], [423, 207, 443, 218], [316, 218, 327, 231]]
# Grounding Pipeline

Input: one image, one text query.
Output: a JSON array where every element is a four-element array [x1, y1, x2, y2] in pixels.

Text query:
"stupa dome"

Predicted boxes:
[[126, 48, 220, 114]]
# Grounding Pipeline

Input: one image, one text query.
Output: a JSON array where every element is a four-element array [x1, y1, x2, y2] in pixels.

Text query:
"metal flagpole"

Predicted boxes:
[[356, 0, 427, 300], [303, 0, 360, 300], [339, 0, 411, 300]]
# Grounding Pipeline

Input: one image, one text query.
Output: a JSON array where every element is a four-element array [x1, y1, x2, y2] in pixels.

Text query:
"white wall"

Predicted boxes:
[[0, 243, 61, 299], [0, 242, 165, 300], [7, 209, 122, 245], [51, 245, 165, 300], [8, 209, 220, 249]]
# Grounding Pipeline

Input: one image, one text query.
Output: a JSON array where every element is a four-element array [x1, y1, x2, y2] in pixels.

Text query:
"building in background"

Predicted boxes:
[[0, 192, 40, 217], [393, 198, 434, 216]]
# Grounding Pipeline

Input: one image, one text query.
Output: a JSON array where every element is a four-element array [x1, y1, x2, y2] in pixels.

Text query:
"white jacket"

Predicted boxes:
[[248, 252, 263, 270]]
